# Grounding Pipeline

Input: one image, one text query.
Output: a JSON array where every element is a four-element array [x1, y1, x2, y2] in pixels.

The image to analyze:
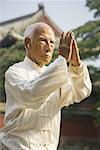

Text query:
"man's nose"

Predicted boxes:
[[45, 41, 52, 52]]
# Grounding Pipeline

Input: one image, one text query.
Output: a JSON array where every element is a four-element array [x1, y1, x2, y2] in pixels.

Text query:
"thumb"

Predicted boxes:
[[72, 38, 78, 51]]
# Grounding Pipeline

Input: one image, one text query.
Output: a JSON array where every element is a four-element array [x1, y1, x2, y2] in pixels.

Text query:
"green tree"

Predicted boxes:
[[86, 0, 100, 18], [0, 41, 25, 102]]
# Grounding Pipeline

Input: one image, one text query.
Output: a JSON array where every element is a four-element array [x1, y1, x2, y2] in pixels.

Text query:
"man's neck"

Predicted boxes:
[[27, 54, 44, 68]]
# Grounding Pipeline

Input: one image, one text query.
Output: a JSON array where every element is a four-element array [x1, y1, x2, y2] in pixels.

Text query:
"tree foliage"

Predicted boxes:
[[86, 0, 100, 18], [73, 19, 100, 59], [0, 35, 17, 48], [0, 41, 25, 101]]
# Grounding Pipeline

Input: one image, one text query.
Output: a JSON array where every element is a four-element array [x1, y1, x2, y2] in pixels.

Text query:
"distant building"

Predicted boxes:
[[0, 3, 62, 47]]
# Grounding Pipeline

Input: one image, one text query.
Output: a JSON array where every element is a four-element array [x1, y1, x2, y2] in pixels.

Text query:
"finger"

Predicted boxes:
[[65, 32, 72, 46], [68, 32, 72, 45], [60, 32, 64, 45], [71, 40, 80, 65], [70, 31, 76, 41], [72, 38, 78, 51], [69, 32, 76, 48], [62, 31, 72, 43], [66, 31, 70, 37], [67, 31, 74, 37], [67, 38, 73, 62], [65, 32, 69, 41], [71, 31, 74, 36]]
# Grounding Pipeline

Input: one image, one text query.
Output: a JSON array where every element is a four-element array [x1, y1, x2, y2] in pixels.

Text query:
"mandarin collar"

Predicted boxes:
[[23, 56, 46, 73]]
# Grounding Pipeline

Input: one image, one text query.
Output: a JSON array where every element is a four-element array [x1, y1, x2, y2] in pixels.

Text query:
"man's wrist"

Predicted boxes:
[[70, 61, 81, 67], [71, 63, 80, 67]]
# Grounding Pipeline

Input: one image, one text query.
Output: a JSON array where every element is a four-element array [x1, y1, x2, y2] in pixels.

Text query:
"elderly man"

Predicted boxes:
[[0, 22, 92, 150]]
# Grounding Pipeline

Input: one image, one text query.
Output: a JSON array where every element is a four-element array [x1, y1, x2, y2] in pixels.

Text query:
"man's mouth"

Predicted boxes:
[[45, 54, 51, 58]]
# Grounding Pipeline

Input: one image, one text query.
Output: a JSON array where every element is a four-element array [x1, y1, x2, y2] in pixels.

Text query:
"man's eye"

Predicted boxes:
[[40, 38, 46, 42], [50, 41, 54, 46], [50, 40, 54, 44]]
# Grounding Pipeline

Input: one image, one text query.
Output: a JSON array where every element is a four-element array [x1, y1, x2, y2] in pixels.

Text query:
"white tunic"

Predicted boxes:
[[0, 55, 92, 150]]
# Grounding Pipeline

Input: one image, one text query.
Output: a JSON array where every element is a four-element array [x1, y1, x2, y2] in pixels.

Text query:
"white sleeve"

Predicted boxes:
[[5, 56, 69, 109], [59, 62, 92, 108]]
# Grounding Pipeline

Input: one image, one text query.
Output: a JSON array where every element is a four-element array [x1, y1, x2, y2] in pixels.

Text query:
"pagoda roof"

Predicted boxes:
[[0, 4, 63, 38]]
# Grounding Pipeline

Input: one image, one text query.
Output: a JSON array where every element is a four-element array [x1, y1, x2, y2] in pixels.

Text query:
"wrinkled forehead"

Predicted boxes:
[[32, 25, 55, 41]]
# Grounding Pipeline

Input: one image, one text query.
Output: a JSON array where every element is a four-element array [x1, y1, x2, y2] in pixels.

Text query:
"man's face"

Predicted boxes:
[[27, 26, 55, 67]]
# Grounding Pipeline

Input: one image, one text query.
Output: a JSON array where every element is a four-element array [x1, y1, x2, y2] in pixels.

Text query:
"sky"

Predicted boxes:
[[0, 0, 96, 31], [0, 0, 99, 66]]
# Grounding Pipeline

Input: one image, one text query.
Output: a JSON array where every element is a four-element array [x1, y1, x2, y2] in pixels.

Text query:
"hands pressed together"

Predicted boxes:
[[59, 31, 81, 66]]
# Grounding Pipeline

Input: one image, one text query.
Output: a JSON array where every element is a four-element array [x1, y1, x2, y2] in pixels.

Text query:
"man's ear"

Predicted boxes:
[[24, 37, 31, 50]]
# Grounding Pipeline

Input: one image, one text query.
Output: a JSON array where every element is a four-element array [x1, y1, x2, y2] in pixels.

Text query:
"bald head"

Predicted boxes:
[[24, 22, 55, 40]]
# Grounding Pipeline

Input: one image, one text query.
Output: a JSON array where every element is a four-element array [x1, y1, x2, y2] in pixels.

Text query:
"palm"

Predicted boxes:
[[59, 31, 81, 65], [59, 32, 72, 61]]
